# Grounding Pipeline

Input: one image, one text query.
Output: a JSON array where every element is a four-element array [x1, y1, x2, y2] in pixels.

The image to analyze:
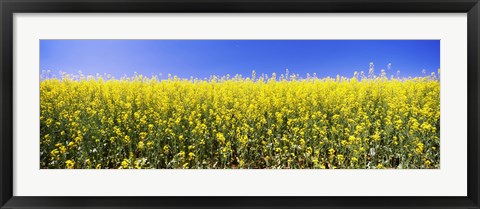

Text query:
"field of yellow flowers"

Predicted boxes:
[[40, 73, 440, 169]]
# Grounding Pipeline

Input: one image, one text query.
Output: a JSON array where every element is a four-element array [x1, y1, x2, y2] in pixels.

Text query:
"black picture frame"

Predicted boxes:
[[1, 0, 479, 208]]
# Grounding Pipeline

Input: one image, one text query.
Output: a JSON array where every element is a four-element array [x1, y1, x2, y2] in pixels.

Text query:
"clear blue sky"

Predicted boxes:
[[40, 40, 440, 79]]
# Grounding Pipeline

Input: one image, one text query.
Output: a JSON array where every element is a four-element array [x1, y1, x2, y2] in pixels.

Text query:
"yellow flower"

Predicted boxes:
[[306, 147, 313, 155], [267, 129, 273, 136], [67, 141, 75, 148], [415, 142, 424, 154], [121, 159, 130, 169], [337, 154, 344, 162], [124, 135, 131, 143], [50, 149, 59, 157], [299, 139, 305, 146], [146, 141, 154, 148], [424, 160, 431, 167], [188, 152, 195, 160], [328, 148, 335, 156], [59, 145, 67, 154], [179, 151, 185, 158], [216, 133, 226, 144], [239, 159, 245, 167], [139, 132, 148, 140], [40, 71, 439, 169], [74, 136, 82, 143], [65, 160, 75, 169], [137, 141, 144, 150]]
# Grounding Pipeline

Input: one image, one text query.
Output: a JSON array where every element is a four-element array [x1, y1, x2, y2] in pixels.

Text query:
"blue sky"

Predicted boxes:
[[40, 40, 440, 79]]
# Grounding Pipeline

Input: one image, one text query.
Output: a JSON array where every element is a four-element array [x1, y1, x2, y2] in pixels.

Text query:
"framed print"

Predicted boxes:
[[1, 0, 479, 208]]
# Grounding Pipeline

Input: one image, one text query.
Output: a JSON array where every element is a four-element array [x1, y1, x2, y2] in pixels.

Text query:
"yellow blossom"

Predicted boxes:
[[65, 160, 75, 169]]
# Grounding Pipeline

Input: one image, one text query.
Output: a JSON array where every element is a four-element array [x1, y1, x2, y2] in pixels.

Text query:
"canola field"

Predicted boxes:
[[40, 74, 440, 169]]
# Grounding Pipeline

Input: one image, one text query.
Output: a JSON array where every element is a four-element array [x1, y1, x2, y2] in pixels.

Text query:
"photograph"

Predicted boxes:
[[39, 40, 440, 169]]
